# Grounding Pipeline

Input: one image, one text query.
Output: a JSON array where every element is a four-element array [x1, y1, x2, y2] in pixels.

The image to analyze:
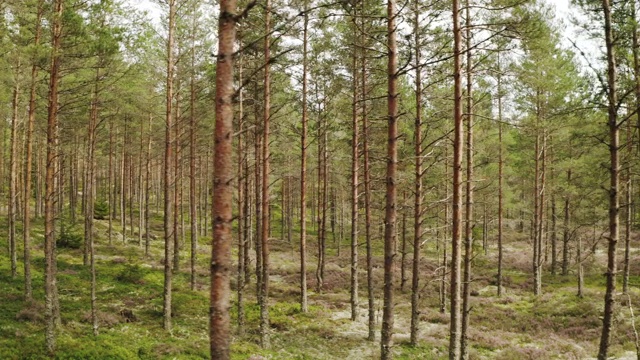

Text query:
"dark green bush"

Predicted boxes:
[[94, 200, 109, 220], [57, 223, 83, 249], [115, 264, 146, 284]]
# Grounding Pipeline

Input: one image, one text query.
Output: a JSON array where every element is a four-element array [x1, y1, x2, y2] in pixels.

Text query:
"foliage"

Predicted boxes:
[[115, 264, 146, 284], [57, 223, 83, 249], [93, 200, 109, 220]]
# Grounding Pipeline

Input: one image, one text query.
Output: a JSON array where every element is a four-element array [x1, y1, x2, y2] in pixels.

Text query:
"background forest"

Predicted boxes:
[[0, 0, 638, 359]]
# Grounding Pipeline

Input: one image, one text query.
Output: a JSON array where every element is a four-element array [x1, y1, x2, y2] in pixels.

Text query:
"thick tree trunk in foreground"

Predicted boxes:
[[209, 0, 237, 356], [449, 1, 463, 358], [598, 0, 620, 358], [380, 0, 398, 356]]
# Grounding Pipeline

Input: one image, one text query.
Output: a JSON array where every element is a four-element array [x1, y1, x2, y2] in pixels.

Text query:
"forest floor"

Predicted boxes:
[[1, 215, 639, 359]]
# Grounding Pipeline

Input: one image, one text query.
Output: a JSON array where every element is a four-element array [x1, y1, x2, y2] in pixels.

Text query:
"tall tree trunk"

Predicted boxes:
[[260, 0, 272, 347], [562, 169, 571, 276], [362, 44, 375, 341], [317, 109, 329, 291], [533, 90, 545, 296], [243, 149, 251, 286], [410, 0, 423, 343], [623, 117, 632, 294], [145, 115, 152, 257], [86, 68, 100, 337], [45, 0, 64, 352], [449, 0, 464, 358], [163, 0, 177, 333], [236, 48, 245, 332], [9, 60, 21, 279], [23, 0, 43, 301], [497, 69, 504, 295], [349, 7, 360, 322], [440, 146, 449, 314], [108, 121, 114, 244], [598, 1, 619, 358], [254, 122, 263, 296], [210, 0, 237, 356], [138, 119, 144, 248], [300, 0, 309, 313], [551, 195, 557, 275], [121, 122, 126, 243], [400, 197, 407, 292], [461, 2, 474, 355], [173, 88, 181, 272], [380, 0, 398, 356]]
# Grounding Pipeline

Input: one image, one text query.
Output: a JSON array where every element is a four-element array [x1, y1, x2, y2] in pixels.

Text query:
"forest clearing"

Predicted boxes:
[[0, 0, 639, 358]]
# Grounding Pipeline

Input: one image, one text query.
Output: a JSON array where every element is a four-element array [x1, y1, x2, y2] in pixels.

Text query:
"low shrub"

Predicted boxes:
[[57, 223, 83, 249], [94, 200, 109, 220], [115, 264, 146, 284]]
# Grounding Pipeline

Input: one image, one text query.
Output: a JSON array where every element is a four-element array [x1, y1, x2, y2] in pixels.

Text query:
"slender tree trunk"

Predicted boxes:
[[236, 51, 246, 333], [562, 169, 571, 276], [145, 115, 152, 257], [362, 45, 375, 341], [260, 1, 272, 347], [243, 146, 251, 286], [45, 0, 64, 352], [539, 128, 546, 275], [300, 0, 309, 313], [121, 122, 126, 244], [533, 91, 544, 296], [163, 0, 177, 333], [410, 0, 423, 343], [449, 1, 464, 358], [461, 3, 474, 355], [400, 196, 407, 292], [190, 20, 198, 291], [23, 0, 43, 301], [551, 195, 557, 275], [598, 1, 620, 358], [108, 122, 114, 244], [9, 60, 21, 279], [380, 0, 398, 356], [577, 235, 583, 298], [623, 106, 632, 294], [85, 67, 101, 337], [318, 109, 329, 291], [138, 120, 144, 248], [440, 147, 449, 314], [254, 123, 263, 296], [349, 8, 360, 322], [316, 110, 326, 292], [173, 89, 181, 272]]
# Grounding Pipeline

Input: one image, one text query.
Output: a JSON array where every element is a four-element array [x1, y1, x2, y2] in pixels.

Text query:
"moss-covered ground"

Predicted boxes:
[[1, 215, 639, 359]]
